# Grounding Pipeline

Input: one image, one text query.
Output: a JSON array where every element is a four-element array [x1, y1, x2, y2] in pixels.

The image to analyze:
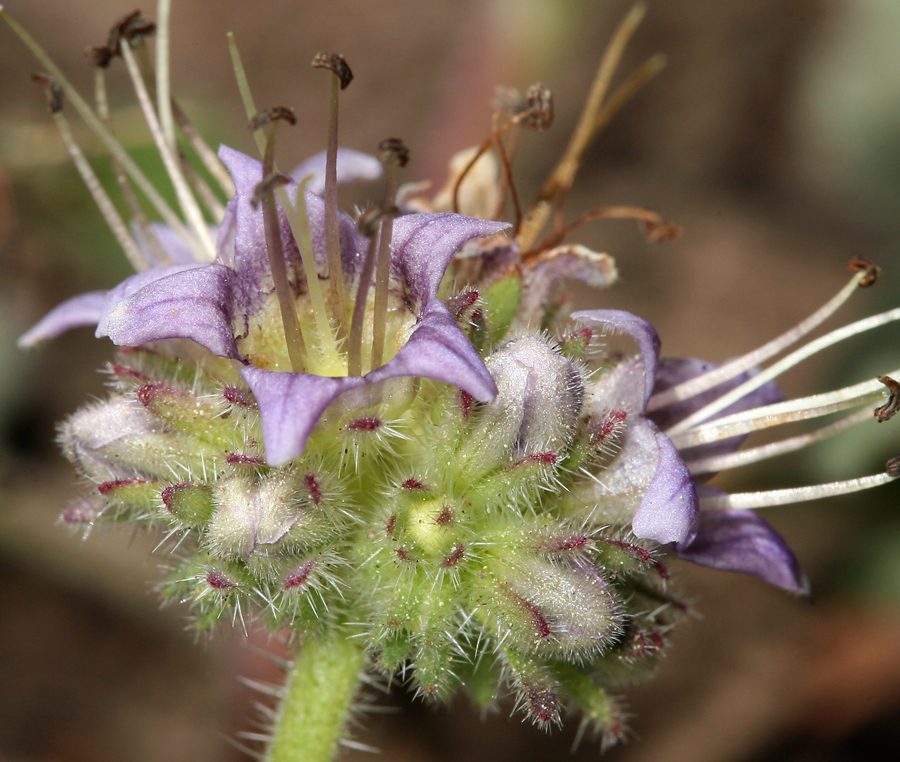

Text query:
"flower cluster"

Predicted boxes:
[[7, 3, 900, 760]]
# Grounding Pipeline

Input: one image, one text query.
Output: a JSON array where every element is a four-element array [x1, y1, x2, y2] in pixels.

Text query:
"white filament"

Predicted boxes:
[[670, 370, 899, 449], [700, 470, 898, 510], [50, 110, 146, 271], [120, 40, 216, 261], [684, 406, 874, 474], [155, 0, 175, 151], [666, 307, 900, 436], [648, 271, 865, 413]]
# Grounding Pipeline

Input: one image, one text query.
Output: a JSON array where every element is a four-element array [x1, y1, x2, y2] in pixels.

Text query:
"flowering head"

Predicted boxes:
[[7, 3, 900, 759]]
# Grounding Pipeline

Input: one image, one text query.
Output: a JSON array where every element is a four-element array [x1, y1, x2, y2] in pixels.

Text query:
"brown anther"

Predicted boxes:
[[849, 257, 881, 287], [875, 375, 900, 422], [377, 137, 410, 168], [85, 45, 113, 69], [311, 52, 353, 89], [887, 456, 900, 478], [251, 171, 291, 208], [248, 106, 297, 132], [524, 83, 554, 131], [31, 73, 63, 113], [107, 10, 155, 56]]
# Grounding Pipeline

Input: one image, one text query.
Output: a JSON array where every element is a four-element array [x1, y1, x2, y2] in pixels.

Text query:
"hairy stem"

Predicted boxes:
[[267, 631, 365, 762]]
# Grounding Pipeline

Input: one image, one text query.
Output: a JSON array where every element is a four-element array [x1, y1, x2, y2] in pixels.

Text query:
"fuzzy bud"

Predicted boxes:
[[466, 336, 583, 468]]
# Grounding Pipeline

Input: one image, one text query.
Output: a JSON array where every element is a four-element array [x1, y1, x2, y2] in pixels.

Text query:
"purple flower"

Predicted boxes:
[[647, 356, 807, 593], [17, 148, 383, 345], [571, 309, 699, 546], [23, 146, 508, 466], [570, 310, 808, 593]]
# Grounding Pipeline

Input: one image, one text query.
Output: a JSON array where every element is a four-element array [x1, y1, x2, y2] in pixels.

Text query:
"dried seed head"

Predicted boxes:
[[311, 52, 353, 89]]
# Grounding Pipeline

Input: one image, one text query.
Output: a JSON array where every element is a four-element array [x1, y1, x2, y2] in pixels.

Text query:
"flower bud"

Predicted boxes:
[[462, 335, 583, 471], [208, 471, 306, 564]]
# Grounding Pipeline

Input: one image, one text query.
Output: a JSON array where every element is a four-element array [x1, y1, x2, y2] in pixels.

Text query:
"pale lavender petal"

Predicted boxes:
[[96, 263, 210, 337], [365, 299, 497, 402], [650, 357, 785, 469], [290, 148, 382, 195], [215, 198, 237, 268], [572, 310, 660, 409], [391, 213, 510, 312], [577, 415, 696, 544], [522, 245, 617, 323], [18, 291, 108, 348], [101, 265, 240, 358], [676, 509, 809, 594], [632, 424, 698, 544], [132, 221, 216, 266], [219, 146, 367, 304], [241, 366, 366, 466]]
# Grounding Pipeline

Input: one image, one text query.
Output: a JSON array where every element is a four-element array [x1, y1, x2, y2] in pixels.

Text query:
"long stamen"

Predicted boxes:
[[251, 108, 306, 373], [699, 457, 900, 510], [371, 139, 408, 372], [155, 0, 175, 151], [312, 52, 354, 337], [228, 34, 339, 366], [33, 74, 147, 272], [283, 182, 341, 368], [1, 7, 198, 256], [665, 305, 900, 436], [180, 150, 226, 220], [648, 266, 874, 413], [119, 38, 217, 261], [226, 33, 266, 155], [89, 56, 170, 266], [171, 100, 235, 197], [670, 370, 900, 450], [684, 406, 875, 475]]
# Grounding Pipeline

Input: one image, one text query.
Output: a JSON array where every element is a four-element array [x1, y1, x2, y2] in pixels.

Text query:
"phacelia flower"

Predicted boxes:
[[7, 4, 900, 760]]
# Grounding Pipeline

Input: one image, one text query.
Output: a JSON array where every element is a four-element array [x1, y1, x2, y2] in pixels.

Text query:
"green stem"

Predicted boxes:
[[267, 631, 366, 762]]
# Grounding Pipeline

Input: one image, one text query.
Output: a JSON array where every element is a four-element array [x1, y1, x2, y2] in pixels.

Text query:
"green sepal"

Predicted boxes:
[[481, 266, 521, 348], [376, 628, 411, 674], [161, 482, 214, 527], [97, 478, 159, 519]]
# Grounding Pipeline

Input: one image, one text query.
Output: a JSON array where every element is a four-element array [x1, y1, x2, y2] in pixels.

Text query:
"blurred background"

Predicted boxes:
[[2, 0, 900, 760]]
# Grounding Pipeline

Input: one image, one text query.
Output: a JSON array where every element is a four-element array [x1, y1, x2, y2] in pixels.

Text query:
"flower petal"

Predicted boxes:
[[18, 291, 108, 348], [100, 265, 240, 358], [576, 416, 696, 544], [522, 245, 617, 324], [572, 309, 660, 410], [133, 221, 218, 266], [218, 146, 367, 306], [290, 148, 382, 195], [365, 298, 497, 402], [632, 424, 698, 544], [241, 366, 366, 466], [649, 357, 785, 469], [391, 213, 510, 312], [676, 508, 809, 594]]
